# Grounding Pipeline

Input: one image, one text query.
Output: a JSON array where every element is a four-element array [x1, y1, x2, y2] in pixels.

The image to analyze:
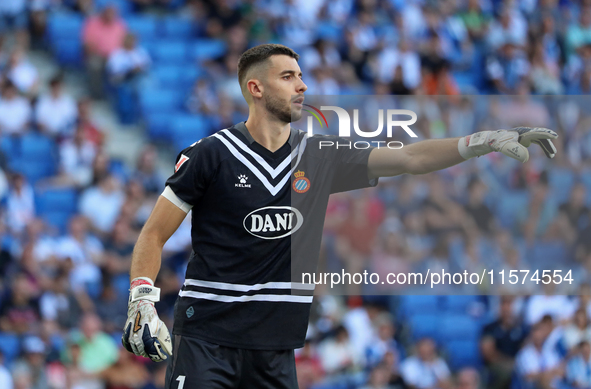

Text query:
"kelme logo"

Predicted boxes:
[[186, 306, 194, 318]]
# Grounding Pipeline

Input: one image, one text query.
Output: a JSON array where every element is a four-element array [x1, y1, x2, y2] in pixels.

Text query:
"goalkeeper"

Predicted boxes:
[[121, 43, 557, 388]]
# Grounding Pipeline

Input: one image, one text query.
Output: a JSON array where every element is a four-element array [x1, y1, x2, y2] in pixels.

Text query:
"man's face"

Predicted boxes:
[[260, 55, 307, 124]]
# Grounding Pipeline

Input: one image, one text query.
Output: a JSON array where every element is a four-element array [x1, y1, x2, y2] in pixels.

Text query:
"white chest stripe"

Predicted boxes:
[[219, 129, 298, 179], [184, 279, 315, 291], [212, 133, 308, 196], [179, 290, 313, 304]]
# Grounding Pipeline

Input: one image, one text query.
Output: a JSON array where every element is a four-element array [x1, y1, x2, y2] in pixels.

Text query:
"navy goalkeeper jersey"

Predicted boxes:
[[165, 121, 377, 350]]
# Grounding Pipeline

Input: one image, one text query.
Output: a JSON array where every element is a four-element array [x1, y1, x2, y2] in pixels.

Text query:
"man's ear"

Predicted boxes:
[[247, 79, 263, 99]]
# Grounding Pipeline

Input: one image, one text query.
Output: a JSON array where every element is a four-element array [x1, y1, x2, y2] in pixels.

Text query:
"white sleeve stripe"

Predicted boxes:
[[161, 186, 193, 213]]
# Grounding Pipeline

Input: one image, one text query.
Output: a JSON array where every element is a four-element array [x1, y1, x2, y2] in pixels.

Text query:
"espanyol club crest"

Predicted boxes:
[[292, 170, 310, 193]]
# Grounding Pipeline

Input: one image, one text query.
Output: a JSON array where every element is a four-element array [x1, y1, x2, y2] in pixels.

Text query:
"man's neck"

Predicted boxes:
[[244, 110, 291, 153]]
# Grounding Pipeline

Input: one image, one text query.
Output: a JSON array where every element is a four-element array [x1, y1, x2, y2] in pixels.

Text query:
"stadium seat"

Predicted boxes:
[[0, 333, 20, 364], [53, 39, 83, 67], [549, 168, 575, 204], [41, 211, 73, 233], [145, 111, 176, 141], [440, 314, 480, 343], [21, 133, 56, 157], [497, 191, 530, 229], [189, 39, 227, 62], [125, 17, 158, 41], [95, 0, 133, 15], [443, 295, 479, 313], [47, 13, 83, 41], [162, 18, 195, 39], [445, 339, 481, 370], [36, 188, 78, 215], [139, 89, 184, 115], [398, 295, 441, 318], [153, 42, 189, 65], [171, 114, 211, 151], [153, 65, 186, 88], [580, 170, 591, 205], [409, 314, 441, 341]]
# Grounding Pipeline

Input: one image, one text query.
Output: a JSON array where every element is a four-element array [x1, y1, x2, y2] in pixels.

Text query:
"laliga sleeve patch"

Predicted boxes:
[[175, 154, 190, 172]]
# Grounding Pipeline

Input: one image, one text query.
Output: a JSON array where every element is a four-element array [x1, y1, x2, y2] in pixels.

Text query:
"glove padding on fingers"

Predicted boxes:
[[122, 278, 172, 362], [458, 127, 558, 163]]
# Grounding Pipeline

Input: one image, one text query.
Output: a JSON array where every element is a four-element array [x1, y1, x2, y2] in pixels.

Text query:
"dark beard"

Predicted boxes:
[[264, 94, 302, 123]]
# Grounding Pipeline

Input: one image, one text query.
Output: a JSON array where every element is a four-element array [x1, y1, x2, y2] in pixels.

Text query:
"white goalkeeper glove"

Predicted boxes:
[[122, 277, 172, 362], [458, 127, 558, 163]]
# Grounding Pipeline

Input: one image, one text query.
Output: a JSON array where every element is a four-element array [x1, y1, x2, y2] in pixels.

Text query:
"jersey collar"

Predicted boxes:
[[234, 121, 298, 147]]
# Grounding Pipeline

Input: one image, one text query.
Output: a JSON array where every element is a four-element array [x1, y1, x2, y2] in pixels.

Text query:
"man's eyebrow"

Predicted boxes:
[[278, 70, 302, 76]]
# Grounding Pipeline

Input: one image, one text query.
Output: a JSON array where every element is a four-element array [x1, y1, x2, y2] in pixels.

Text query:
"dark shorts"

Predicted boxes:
[[164, 334, 298, 389]]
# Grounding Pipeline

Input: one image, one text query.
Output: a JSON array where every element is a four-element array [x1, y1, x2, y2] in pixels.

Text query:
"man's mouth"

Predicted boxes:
[[292, 97, 304, 106]]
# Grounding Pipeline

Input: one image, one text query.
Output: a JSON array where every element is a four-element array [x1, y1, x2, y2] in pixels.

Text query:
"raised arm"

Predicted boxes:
[[368, 127, 558, 179]]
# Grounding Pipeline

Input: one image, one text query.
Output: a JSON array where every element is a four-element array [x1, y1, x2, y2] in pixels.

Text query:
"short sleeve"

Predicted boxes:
[[164, 140, 214, 206], [326, 136, 378, 194]]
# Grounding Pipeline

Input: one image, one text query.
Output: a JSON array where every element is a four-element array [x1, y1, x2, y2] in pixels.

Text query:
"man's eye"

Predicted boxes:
[[283, 75, 291, 80]]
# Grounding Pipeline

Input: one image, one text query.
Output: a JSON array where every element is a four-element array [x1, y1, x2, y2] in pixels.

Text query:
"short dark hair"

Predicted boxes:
[[237, 44, 299, 90]]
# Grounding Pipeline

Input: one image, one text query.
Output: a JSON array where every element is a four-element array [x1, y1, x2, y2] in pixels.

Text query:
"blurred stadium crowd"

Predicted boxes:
[[1, 0, 591, 389]]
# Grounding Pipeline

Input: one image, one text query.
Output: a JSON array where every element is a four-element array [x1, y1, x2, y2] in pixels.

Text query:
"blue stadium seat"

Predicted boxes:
[[0, 136, 17, 160], [398, 295, 441, 318], [440, 314, 480, 343], [41, 211, 73, 233], [409, 314, 441, 341], [125, 17, 158, 41], [549, 168, 575, 204], [153, 65, 186, 88], [443, 295, 479, 313], [53, 39, 83, 67], [153, 42, 189, 65], [21, 133, 56, 157], [497, 191, 530, 229], [47, 13, 83, 41], [9, 159, 56, 184], [0, 333, 20, 364], [527, 241, 567, 268], [445, 339, 481, 370], [95, 0, 133, 15], [139, 89, 184, 115], [189, 39, 227, 62], [145, 111, 176, 141], [171, 115, 210, 151], [580, 170, 591, 206], [36, 188, 78, 215], [162, 18, 194, 39]]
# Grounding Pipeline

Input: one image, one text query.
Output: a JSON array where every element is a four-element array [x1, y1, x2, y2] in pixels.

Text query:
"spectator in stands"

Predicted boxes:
[[76, 98, 104, 146], [135, 144, 163, 195], [0, 351, 12, 389], [0, 0, 30, 49], [459, 0, 489, 42], [566, 340, 591, 388], [102, 218, 134, 276], [563, 308, 591, 351], [102, 347, 150, 388], [366, 313, 404, 369], [35, 74, 78, 138], [0, 80, 31, 135], [186, 78, 219, 116], [318, 325, 365, 375], [82, 3, 127, 98], [486, 41, 530, 94], [566, 6, 591, 58], [465, 177, 496, 236], [0, 273, 40, 334], [11, 336, 47, 389], [4, 47, 40, 97], [400, 337, 451, 389], [361, 363, 397, 389], [64, 313, 118, 385], [79, 174, 125, 236], [454, 368, 480, 389], [58, 125, 97, 188], [6, 173, 35, 236], [295, 339, 325, 389], [514, 321, 565, 389], [107, 32, 151, 85], [376, 39, 421, 92], [557, 183, 589, 245], [95, 276, 128, 334], [39, 269, 85, 330], [55, 215, 103, 292], [481, 296, 528, 389]]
